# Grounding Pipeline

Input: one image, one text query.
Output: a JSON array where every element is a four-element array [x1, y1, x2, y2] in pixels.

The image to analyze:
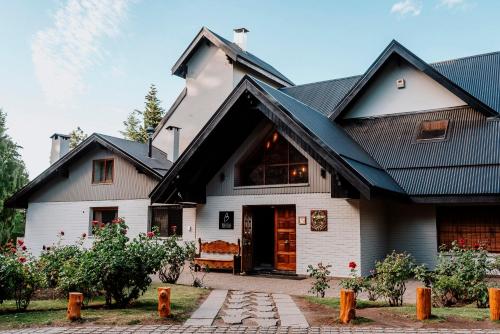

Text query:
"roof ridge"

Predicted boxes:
[[282, 74, 361, 91], [430, 50, 500, 65]]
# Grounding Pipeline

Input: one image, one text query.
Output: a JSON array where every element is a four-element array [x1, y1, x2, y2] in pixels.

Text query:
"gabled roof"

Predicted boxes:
[[150, 76, 405, 204], [283, 41, 500, 119], [171, 27, 294, 87], [6, 134, 172, 208]]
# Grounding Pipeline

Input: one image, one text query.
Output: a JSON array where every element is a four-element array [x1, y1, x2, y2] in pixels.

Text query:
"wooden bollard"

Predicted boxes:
[[339, 289, 356, 324], [416, 287, 431, 320], [158, 287, 171, 318], [489, 288, 500, 321], [67, 292, 83, 321]]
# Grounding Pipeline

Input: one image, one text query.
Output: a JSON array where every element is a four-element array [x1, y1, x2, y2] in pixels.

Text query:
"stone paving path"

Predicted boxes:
[[184, 289, 228, 326], [2, 326, 500, 333]]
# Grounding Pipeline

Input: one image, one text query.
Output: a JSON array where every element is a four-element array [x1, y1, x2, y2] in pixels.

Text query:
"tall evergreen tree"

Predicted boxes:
[[69, 126, 88, 149], [121, 84, 165, 143], [0, 109, 29, 245]]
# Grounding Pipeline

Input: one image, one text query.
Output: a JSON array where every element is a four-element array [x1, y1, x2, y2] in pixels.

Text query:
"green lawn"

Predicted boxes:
[[0, 283, 209, 329], [305, 296, 491, 322]]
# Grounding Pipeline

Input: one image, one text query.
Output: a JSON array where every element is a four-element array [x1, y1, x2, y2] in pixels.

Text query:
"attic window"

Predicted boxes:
[[416, 119, 449, 141]]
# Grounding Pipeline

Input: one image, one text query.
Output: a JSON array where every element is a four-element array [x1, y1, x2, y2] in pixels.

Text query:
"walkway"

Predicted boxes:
[[2, 326, 499, 333]]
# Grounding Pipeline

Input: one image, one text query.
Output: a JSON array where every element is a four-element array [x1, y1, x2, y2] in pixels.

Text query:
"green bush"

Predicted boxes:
[[339, 261, 367, 298], [0, 240, 45, 310], [158, 236, 190, 284], [372, 251, 417, 306], [430, 240, 494, 308], [307, 262, 331, 298]]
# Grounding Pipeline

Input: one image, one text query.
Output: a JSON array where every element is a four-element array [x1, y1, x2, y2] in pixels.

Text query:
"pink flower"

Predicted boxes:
[[21, 245, 27, 251], [147, 231, 154, 238], [17, 239, 24, 246], [349, 261, 357, 269]]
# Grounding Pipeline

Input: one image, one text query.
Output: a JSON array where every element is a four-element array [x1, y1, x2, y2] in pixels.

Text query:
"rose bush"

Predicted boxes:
[[159, 236, 192, 284], [307, 262, 331, 298], [339, 261, 367, 297]]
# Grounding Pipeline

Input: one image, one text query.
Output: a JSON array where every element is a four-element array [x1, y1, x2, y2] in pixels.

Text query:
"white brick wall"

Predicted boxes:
[[25, 199, 150, 256], [182, 207, 196, 242], [195, 194, 361, 277]]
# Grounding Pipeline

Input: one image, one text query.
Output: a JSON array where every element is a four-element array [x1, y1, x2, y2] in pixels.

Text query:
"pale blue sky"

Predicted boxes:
[[1, 0, 500, 178]]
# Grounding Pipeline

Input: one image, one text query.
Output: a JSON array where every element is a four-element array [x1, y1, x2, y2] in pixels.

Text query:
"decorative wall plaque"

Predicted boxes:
[[219, 211, 234, 229], [310, 210, 328, 231], [298, 216, 307, 225]]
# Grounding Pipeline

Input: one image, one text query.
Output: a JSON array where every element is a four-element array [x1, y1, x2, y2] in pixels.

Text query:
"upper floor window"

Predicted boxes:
[[416, 119, 449, 141], [236, 130, 308, 186], [92, 159, 114, 184]]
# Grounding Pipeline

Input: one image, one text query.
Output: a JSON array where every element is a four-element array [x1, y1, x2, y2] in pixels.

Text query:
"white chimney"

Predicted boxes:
[[167, 126, 181, 161], [233, 28, 249, 51], [50, 133, 70, 165]]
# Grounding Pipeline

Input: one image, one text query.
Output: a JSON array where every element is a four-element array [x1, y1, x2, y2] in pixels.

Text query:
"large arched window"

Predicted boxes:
[[236, 130, 308, 186]]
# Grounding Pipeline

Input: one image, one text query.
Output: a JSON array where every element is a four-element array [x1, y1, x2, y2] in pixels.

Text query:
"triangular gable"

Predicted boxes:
[[330, 40, 497, 120], [150, 76, 405, 204], [171, 27, 294, 87]]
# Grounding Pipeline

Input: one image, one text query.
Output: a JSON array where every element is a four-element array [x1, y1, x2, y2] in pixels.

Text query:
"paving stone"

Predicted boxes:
[[225, 302, 250, 309], [254, 299, 273, 306], [251, 311, 276, 318], [221, 314, 250, 325], [223, 308, 249, 317], [251, 318, 279, 327], [252, 305, 275, 312]]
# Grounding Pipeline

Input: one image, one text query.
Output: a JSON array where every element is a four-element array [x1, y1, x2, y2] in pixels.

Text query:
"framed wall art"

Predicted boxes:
[[310, 210, 328, 231]]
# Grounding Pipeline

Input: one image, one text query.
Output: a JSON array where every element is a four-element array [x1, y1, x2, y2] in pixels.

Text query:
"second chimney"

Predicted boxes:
[[233, 27, 249, 51], [50, 133, 70, 165]]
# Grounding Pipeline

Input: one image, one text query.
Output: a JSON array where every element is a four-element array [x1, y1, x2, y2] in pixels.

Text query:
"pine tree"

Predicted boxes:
[[69, 126, 88, 149], [121, 84, 165, 143], [0, 109, 29, 245]]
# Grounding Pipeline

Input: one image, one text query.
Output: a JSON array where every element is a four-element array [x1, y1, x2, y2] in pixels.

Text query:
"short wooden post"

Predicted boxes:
[[339, 289, 356, 324], [489, 288, 500, 321], [158, 287, 171, 318], [67, 292, 83, 321], [416, 287, 431, 320]]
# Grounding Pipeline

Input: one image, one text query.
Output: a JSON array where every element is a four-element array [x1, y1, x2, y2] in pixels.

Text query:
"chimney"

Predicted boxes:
[[233, 27, 249, 51], [146, 126, 155, 158], [167, 126, 181, 161], [49, 133, 70, 165]]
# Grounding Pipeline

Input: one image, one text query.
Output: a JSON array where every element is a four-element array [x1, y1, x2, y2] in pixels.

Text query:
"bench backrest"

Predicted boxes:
[[198, 238, 240, 255]]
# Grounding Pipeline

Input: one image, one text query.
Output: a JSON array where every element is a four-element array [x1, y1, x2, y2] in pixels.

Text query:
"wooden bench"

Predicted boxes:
[[194, 238, 241, 271]]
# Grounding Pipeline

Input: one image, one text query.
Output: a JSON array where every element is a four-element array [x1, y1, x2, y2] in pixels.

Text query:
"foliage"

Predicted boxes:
[[372, 251, 417, 306], [69, 126, 88, 149], [0, 110, 29, 246], [38, 232, 84, 288], [307, 262, 331, 298], [121, 84, 165, 143], [0, 240, 45, 310], [89, 218, 166, 306], [184, 242, 209, 288], [339, 261, 367, 298], [159, 237, 191, 284], [428, 240, 494, 308]]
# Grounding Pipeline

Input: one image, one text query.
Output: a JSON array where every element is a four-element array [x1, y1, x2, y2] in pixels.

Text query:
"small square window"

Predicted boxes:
[[150, 206, 183, 237], [416, 119, 449, 141], [92, 159, 114, 184]]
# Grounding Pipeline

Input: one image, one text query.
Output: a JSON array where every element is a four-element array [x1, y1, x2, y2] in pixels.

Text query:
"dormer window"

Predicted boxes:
[[92, 159, 114, 184], [416, 119, 449, 141], [235, 130, 308, 186]]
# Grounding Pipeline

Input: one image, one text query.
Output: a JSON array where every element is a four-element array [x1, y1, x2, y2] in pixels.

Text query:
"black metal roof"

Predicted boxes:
[[282, 48, 500, 118], [342, 107, 500, 196], [6, 134, 171, 208]]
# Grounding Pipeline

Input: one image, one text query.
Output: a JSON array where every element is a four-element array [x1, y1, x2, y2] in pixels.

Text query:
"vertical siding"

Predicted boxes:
[[195, 193, 361, 277], [206, 121, 331, 196], [29, 147, 158, 202], [359, 199, 388, 276]]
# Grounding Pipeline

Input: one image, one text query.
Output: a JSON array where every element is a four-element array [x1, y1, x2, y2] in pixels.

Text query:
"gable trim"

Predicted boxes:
[[329, 40, 497, 121]]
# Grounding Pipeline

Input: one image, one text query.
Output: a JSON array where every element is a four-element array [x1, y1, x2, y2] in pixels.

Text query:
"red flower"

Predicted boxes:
[[10, 247, 16, 254], [46, 246, 51, 251], [112, 218, 120, 224], [18, 257, 26, 263], [60, 230, 65, 236], [92, 220, 99, 226], [349, 261, 357, 269], [147, 231, 154, 238], [458, 239, 466, 247], [17, 239, 24, 246], [21, 245, 27, 251], [42, 245, 46, 250], [474, 242, 480, 249], [82, 233, 87, 238]]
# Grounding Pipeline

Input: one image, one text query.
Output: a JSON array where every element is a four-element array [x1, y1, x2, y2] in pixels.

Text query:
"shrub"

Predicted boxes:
[[372, 251, 417, 306], [430, 240, 494, 308], [90, 218, 166, 306], [38, 232, 84, 288], [159, 236, 189, 284], [339, 261, 367, 297], [0, 240, 45, 310], [307, 262, 331, 298]]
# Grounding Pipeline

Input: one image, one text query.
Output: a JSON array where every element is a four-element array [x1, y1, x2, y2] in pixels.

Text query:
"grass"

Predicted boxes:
[[0, 283, 209, 329], [305, 296, 492, 322]]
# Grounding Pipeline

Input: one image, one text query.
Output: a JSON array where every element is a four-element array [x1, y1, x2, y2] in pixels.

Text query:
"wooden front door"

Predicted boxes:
[[274, 206, 296, 271], [241, 206, 254, 273]]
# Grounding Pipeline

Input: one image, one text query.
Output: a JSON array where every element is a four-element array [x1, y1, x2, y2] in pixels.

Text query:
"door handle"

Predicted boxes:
[[284, 240, 289, 244]]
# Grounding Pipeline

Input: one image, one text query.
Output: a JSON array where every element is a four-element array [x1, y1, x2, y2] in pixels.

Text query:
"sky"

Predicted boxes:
[[1, 0, 500, 179]]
